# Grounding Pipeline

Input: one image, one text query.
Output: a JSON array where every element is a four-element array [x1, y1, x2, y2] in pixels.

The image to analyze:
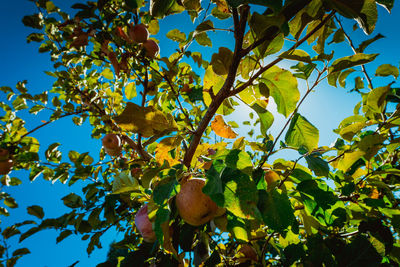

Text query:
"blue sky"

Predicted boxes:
[[1, 1, 399, 266]]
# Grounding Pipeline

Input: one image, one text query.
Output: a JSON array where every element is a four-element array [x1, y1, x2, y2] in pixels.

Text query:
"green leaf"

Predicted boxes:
[[22, 14, 43, 29], [150, 0, 175, 18], [27, 205, 44, 219], [227, 214, 249, 242], [328, 53, 379, 74], [305, 155, 329, 177], [114, 102, 178, 137], [12, 248, 30, 257], [279, 49, 312, 63], [375, 64, 399, 79], [19, 227, 41, 242], [261, 66, 299, 117], [258, 189, 295, 233], [112, 172, 139, 194], [363, 85, 390, 114], [326, 0, 377, 34], [285, 113, 319, 152], [376, 0, 394, 13], [2, 226, 20, 239], [26, 33, 45, 43], [101, 68, 114, 80], [125, 83, 137, 100], [125, 0, 144, 9], [337, 235, 382, 266], [195, 20, 214, 33], [250, 103, 274, 136], [4, 197, 18, 209], [210, 47, 233, 76], [56, 230, 73, 243], [153, 177, 178, 205], [211, 7, 231, 20], [194, 32, 212, 47], [166, 29, 186, 43], [62, 193, 83, 208], [221, 168, 260, 220], [356, 33, 385, 53]]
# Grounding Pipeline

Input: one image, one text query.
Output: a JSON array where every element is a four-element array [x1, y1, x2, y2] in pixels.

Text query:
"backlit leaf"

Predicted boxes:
[[124, 83, 137, 100], [27, 205, 44, 219], [114, 102, 178, 137], [328, 53, 379, 74], [285, 113, 319, 152], [258, 189, 295, 233], [261, 66, 299, 117], [211, 115, 238, 139], [375, 64, 399, 79]]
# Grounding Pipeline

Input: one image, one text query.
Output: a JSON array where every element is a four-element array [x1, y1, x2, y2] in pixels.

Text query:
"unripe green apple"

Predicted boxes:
[[143, 39, 160, 58], [135, 204, 156, 243], [102, 133, 122, 156], [128, 23, 149, 43], [0, 159, 13, 175]]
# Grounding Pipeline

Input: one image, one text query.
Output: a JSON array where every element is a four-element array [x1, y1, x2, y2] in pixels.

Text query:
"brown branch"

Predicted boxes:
[[230, 11, 335, 96], [183, 6, 250, 168], [257, 66, 327, 168], [19, 111, 85, 140], [335, 16, 374, 89], [239, 0, 313, 57]]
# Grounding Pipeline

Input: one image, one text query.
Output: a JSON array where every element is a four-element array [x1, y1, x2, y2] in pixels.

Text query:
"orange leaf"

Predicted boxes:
[[211, 115, 238, 139]]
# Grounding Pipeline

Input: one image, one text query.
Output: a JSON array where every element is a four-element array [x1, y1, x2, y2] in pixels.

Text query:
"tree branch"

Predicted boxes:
[[183, 6, 249, 167]]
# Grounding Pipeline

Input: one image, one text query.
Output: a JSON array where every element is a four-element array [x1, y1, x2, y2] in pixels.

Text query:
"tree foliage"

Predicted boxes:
[[1, 0, 400, 266]]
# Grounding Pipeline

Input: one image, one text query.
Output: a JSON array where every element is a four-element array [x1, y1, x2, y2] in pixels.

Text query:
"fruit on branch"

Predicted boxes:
[[102, 133, 122, 156], [143, 39, 160, 58], [129, 23, 149, 43], [0, 149, 9, 161], [0, 149, 13, 175], [264, 170, 280, 187], [181, 83, 191, 93], [135, 204, 157, 243], [238, 244, 258, 262], [0, 159, 13, 175], [175, 177, 218, 226]]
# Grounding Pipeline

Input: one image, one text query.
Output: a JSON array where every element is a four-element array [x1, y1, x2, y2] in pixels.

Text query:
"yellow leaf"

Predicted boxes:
[[155, 137, 182, 166], [114, 102, 178, 137], [211, 115, 238, 139]]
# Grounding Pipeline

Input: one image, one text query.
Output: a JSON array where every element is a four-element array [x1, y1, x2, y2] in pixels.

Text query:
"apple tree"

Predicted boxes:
[[1, 0, 400, 266]]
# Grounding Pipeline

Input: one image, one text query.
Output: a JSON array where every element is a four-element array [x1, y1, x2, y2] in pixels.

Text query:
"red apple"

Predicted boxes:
[[128, 23, 149, 43], [0, 149, 9, 161], [135, 204, 156, 243], [175, 177, 218, 226], [143, 39, 160, 58], [102, 133, 122, 156], [0, 159, 13, 175]]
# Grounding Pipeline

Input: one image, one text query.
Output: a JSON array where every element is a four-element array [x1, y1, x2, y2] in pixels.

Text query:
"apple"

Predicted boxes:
[[128, 23, 149, 43], [143, 39, 160, 58], [134, 204, 156, 243], [181, 84, 191, 93], [264, 170, 280, 187], [0, 149, 9, 161], [238, 244, 258, 262], [0, 159, 13, 175], [175, 177, 218, 226], [102, 133, 122, 156]]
